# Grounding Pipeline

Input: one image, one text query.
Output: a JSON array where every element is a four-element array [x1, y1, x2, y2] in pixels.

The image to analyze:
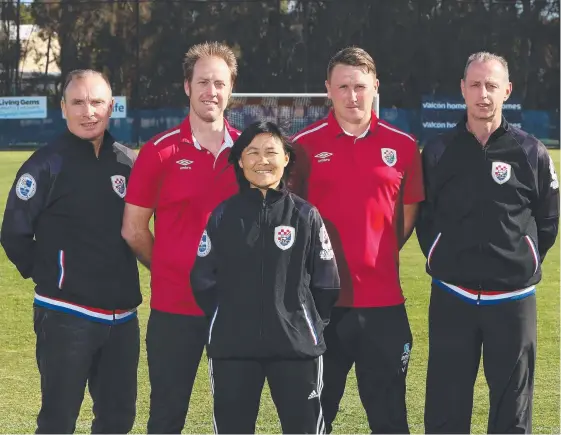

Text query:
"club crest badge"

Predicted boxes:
[[274, 226, 295, 251], [319, 224, 334, 260], [110, 175, 126, 198], [381, 148, 397, 167], [15, 173, 37, 201], [197, 230, 211, 257], [491, 162, 511, 185]]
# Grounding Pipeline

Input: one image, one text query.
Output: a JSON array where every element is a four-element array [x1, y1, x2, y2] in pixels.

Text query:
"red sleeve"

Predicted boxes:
[[287, 141, 311, 199], [125, 142, 163, 208], [402, 143, 425, 205]]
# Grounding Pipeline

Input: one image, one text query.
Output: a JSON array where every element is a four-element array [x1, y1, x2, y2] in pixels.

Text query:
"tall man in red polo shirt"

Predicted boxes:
[[121, 42, 241, 433], [291, 47, 424, 434]]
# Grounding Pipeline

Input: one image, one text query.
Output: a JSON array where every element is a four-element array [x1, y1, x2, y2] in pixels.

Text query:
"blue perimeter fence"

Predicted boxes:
[[1, 107, 559, 149]]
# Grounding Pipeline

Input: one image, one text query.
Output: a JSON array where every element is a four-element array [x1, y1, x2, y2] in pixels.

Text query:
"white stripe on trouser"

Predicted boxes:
[[208, 358, 218, 434], [316, 355, 325, 435]]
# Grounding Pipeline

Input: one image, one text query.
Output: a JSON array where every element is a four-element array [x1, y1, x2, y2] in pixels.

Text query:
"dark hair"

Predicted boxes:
[[327, 46, 377, 80], [228, 121, 296, 190]]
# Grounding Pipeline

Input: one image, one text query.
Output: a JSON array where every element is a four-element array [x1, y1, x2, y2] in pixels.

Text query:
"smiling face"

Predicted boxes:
[[61, 74, 113, 142], [326, 63, 378, 127], [184, 55, 232, 123], [461, 59, 512, 122], [238, 133, 290, 195]]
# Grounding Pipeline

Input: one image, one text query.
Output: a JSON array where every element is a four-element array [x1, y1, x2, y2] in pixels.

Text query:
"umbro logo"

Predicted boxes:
[[308, 390, 319, 400], [176, 159, 193, 170], [315, 152, 332, 163]]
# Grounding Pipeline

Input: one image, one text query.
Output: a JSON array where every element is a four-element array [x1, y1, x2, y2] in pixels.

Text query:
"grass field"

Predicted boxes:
[[0, 150, 559, 434]]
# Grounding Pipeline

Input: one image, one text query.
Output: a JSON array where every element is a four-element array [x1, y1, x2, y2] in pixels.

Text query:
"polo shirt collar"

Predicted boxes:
[[326, 109, 379, 138], [179, 115, 236, 151]]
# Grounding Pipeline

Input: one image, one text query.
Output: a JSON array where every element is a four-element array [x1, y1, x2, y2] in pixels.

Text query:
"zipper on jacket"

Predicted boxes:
[[260, 198, 266, 340], [477, 145, 488, 293]]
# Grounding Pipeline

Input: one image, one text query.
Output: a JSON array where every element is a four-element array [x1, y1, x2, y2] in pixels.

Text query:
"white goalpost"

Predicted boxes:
[[231, 93, 380, 115], [228, 93, 380, 135]]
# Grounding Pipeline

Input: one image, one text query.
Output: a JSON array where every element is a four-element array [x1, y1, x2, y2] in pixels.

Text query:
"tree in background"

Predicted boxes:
[[1, 0, 557, 111]]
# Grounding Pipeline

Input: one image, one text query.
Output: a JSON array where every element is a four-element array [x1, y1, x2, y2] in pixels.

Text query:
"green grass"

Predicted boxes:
[[0, 151, 559, 434]]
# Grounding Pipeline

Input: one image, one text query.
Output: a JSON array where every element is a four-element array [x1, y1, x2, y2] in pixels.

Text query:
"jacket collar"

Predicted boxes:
[[64, 129, 115, 152], [457, 113, 509, 142], [241, 180, 289, 205]]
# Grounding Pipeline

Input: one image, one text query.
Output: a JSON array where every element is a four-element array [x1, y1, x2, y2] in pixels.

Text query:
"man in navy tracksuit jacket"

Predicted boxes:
[[1, 70, 141, 434], [416, 52, 559, 434]]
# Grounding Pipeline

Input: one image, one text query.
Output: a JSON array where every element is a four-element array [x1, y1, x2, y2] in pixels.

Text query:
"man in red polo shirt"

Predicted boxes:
[[291, 47, 424, 434], [121, 42, 241, 433]]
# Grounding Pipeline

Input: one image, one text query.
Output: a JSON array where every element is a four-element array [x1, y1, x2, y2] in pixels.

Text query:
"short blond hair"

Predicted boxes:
[[182, 42, 238, 84], [327, 47, 377, 80], [463, 52, 509, 81], [62, 69, 111, 100]]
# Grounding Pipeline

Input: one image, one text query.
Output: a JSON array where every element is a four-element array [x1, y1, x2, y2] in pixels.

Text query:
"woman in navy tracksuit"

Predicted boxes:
[[191, 121, 340, 434]]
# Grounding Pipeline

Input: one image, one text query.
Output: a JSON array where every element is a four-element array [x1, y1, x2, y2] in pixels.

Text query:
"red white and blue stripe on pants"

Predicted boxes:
[[433, 279, 536, 305], [34, 293, 137, 325]]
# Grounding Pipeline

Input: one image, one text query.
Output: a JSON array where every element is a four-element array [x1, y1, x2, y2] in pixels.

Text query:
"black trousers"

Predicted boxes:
[[33, 306, 139, 434], [424, 283, 537, 434], [146, 309, 208, 434], [321, 305, 413, 434], [209, 357, 324, 434]]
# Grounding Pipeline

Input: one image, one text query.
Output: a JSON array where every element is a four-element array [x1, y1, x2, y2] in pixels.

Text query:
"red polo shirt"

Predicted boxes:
[[126, 117, 240, 315], [292, 111, 424, 307]]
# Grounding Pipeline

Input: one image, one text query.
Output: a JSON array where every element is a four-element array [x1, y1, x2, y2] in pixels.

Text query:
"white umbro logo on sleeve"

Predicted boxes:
[[176, 159, 193, 170], [315, 152, 333, 163]]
